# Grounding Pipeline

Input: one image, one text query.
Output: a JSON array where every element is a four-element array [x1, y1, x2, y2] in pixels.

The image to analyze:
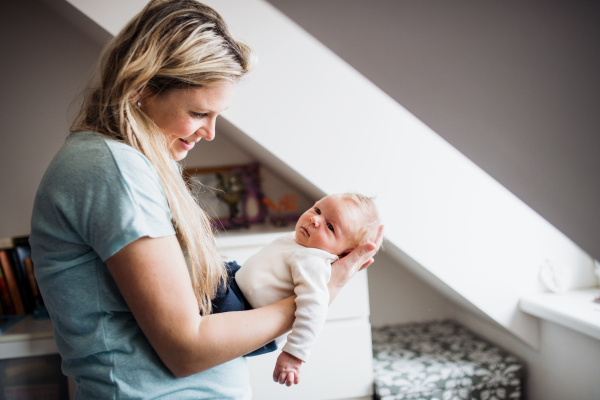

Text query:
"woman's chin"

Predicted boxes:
[[171, 150, 187, 161]]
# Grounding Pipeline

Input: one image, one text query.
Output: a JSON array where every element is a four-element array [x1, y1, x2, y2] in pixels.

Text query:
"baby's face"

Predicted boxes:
[[294, 195, 358, 256]]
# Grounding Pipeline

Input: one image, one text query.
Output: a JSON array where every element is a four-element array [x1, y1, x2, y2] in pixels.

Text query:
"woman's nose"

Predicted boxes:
[[198, 117, 216, 141]]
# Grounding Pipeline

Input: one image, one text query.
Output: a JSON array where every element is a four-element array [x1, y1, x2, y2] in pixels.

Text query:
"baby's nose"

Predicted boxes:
[[310, 216, 320, 226]]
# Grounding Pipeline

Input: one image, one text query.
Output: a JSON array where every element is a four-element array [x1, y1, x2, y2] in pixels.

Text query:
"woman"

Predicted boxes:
[[30, 1, 382, 398]]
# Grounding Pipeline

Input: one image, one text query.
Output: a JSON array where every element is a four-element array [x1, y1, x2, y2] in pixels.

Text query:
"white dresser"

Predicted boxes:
[[216, 228, 374, 400]]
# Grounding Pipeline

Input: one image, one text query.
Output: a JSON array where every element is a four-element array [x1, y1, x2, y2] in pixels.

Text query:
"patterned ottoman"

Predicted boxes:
[[371, 321, 524, 400]]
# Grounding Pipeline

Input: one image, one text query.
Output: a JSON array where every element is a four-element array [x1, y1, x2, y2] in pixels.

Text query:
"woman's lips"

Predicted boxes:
[[178, 138, 194, 151]]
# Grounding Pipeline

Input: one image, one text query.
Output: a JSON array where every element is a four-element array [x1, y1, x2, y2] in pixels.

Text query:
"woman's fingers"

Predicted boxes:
[[328, 225, 384, 303], [374, 225, 384, 250], [356, 225, 384, 270], [347, 242, 376, 270], [359, 258, 374, 271]]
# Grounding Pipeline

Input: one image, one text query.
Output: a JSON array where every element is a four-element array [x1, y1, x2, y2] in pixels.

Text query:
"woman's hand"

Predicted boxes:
[[328, 225, 384, 304]]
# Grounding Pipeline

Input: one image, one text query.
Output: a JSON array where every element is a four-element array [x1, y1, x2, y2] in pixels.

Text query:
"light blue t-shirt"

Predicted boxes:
[[30, 132, 250, 399]]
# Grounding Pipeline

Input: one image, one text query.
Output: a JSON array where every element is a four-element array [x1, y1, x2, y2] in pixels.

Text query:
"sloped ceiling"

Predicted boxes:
[[266, 0, 600, 265], [62, 0, 596, 348]]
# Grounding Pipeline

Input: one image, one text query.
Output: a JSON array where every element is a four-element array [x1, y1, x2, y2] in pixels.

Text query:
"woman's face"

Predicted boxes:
[[141, 83, 236, 161]]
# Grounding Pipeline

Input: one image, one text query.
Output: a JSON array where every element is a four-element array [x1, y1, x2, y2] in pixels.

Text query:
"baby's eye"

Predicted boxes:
[[327, 223, 334, 232], [315, 208, 321, 215]]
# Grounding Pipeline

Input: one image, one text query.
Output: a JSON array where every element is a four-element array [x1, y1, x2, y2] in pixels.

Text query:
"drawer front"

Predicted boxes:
[[217, 242, 370, 321], [247, 318, 373, 400]]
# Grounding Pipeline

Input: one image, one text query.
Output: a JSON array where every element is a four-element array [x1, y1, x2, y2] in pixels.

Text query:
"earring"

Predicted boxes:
[[137, 101, 141, 107]]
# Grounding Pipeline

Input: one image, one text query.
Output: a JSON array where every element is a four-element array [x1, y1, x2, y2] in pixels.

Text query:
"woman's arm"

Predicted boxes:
[[106, 235, 295, 378], [106, 225, 383, 378]]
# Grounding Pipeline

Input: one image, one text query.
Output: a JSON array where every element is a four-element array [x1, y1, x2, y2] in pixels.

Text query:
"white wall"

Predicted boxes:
[[367, 250, 455, 327]]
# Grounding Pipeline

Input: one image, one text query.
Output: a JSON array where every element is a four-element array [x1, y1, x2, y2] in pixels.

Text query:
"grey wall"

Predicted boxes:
[[266, 0, 600, 264], [0, 0, 103, 238]]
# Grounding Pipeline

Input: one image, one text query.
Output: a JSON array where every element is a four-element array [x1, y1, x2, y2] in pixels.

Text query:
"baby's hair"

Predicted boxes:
[[328, 193, 380, 249]]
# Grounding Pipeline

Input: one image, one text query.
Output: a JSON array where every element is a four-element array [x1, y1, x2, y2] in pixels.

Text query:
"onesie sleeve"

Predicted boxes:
[[281, 249, 334, 362]]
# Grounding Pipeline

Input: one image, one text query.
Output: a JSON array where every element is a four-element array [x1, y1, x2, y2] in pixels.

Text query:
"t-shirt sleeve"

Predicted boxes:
[[44, 138, 176, 262]]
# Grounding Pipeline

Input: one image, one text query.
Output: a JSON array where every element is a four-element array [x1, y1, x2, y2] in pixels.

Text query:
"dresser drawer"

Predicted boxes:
[[247, 318, 373, 400], [216, 233, 370, 321]]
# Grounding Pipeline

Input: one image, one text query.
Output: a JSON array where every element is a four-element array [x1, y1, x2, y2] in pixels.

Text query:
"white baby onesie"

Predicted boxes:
[[235, 233, 338, 362]]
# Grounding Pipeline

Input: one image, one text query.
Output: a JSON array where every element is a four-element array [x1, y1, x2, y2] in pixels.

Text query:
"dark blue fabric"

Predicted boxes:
[[211, 261, 277, 357]]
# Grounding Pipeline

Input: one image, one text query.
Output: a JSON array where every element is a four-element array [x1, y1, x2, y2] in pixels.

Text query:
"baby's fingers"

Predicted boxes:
[[285, 372, 295, 387], [278, 371, 287, 385]]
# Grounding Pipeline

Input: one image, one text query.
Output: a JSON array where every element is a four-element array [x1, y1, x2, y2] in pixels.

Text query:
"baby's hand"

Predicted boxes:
[[273, 351, 303, 387]]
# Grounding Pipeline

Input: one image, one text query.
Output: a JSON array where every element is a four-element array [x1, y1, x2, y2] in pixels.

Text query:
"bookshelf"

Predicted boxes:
[[0, 233, 53, 354]]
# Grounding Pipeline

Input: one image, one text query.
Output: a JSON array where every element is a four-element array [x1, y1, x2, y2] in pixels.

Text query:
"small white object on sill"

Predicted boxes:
[[539, 259, 572, 294]]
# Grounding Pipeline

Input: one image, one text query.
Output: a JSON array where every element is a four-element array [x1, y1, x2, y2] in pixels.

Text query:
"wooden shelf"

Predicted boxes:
[[0, 315, 57, 360]]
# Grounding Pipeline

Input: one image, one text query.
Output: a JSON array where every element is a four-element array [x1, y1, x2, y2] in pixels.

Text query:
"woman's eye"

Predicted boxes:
[[192, 112, 208, 118], [315, 208, 321, 215], [327, 223, 334, 232]]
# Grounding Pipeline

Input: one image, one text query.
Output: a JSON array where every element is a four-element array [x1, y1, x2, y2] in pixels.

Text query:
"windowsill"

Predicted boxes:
[[519, 288, 600, 341]]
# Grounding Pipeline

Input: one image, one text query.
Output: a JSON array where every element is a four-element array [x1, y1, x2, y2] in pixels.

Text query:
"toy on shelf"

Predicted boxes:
[[263, 194, 299, 227]]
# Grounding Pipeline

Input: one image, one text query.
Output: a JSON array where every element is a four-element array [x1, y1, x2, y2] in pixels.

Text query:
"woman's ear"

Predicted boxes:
[[132, 86, 150, 107]]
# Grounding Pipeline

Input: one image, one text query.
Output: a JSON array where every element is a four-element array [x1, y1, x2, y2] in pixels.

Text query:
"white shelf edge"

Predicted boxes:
[[214, 226, 294, 248], [519, 288, 600, 341]]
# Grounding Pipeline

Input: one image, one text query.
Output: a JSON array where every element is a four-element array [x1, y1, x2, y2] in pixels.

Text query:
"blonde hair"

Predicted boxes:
[[71, 0, 254, 314], [329, 193, 380, 248]]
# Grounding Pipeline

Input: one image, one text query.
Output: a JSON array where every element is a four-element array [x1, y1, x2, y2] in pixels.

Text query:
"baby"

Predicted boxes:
[[235, 192, 380, 386]]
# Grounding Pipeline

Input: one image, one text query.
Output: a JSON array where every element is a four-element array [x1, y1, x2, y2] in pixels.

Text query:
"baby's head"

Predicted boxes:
[[294, 193, 380, 257]]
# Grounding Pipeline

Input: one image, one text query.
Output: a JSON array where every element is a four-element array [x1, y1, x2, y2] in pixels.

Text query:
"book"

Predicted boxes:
[[24, 255, 44, 308], [0, 266, 15, 314], [0, 250, 25, 314], [9, 246, 35, 313], [16, 244, 44, 309]]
